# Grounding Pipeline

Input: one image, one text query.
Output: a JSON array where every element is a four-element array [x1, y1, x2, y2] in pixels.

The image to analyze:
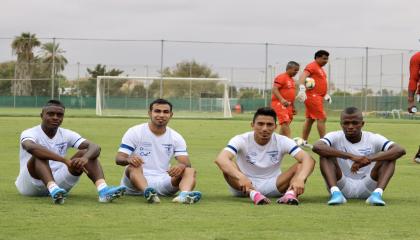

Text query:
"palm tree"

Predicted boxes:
[[11, 32, 40, 96], [40, 42, 68, 75]]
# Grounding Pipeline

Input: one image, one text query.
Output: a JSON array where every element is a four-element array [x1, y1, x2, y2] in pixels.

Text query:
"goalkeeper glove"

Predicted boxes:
[[296, 84, 307, 102]]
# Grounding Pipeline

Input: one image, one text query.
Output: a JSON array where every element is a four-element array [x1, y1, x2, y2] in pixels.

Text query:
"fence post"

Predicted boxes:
[[51, 37, 56, 99], [364, 47, 369, 112], [159, 39, 164, 98], [400, 52, 404, 110], [264, 42, 269, 107]]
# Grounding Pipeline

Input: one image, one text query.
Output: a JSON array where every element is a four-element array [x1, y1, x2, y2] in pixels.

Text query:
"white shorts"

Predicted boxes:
[[337, 175, 377, 199], [121, 172, 178, 196], [229, 175, 282, 198], [15, 165, 80, 196]]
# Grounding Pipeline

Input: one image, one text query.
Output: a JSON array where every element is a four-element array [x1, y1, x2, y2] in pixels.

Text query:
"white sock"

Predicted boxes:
[[47, 182, 59, 194], [97, 182, 107, 192], [249, 190, 259, 201], [330, 186, 340, 194], [373, 188, 383, 196]]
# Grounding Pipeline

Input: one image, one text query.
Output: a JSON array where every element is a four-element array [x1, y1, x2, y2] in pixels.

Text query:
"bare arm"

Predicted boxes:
[[272, 87, 290, 106], [115, 152, 143, 167], [293, 150, 315, 181], [214, 150, 247, 181], [312, 140, 370, 165], [168, 155, 191, 177], [77, 140, 101, 160], [22, 140, 69, 164], [368, 144, 406, 162]]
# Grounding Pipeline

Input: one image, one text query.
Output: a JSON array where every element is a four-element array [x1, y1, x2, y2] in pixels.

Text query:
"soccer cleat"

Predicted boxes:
[[50, 187, 68, 204], [366, 192, 386, 206], [172, 191, 202, 204], [327, 191, 347, 205], [277, 192, 299, 205], [252, 192, 270, 205], [414, 146, 420, 164], [98, 186, 126, 203], [144, 187, 160, 203]]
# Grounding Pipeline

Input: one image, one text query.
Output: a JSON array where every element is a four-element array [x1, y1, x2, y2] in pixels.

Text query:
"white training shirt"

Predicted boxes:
[[19, 125, 86, 172], [320, 130, 394, 179], [118, 123, 188, 176], [224, 132, 301, 179]]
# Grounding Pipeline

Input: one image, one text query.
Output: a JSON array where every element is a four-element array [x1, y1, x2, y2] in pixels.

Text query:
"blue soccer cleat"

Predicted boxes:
[[98, 186, 126, 203], [366, 192, 386, 206], [327, 191, 347, 205], [50, 187, 68, 205], [144, 187, 160, 203], [172, 191, 202, 204]]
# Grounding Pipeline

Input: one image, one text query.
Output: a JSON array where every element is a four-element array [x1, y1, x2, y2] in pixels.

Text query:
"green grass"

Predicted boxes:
[[1, 115, 420, 240]]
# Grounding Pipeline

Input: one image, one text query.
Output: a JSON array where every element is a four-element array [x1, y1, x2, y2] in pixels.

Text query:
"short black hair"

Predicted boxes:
[[44, 99, 65, 109], [343, 106, 360, 115], [252, 107, 277, 123], [149, 98, 173, 112], [314, 50, 329, 59], [286, 61, 300, 70]]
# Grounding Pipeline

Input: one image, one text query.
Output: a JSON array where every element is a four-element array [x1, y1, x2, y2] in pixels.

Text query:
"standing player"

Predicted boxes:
[[271, 61, 300, 138], [15, 99, 125, 204], [408, 51, 420, 113], [296, 50, 332, 146], [115, 98, 201, 204], [312, 107, 406, 206], [214, 107, 315, 205]]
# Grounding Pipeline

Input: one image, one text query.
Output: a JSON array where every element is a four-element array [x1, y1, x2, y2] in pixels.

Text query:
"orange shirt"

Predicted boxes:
[[408, 52, 420, 92], [304, 61, 327, 96], [271, 73, 296, 103]]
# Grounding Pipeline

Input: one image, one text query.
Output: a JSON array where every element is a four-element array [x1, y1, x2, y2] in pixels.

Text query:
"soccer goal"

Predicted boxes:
[[96, 76, 232, 118]]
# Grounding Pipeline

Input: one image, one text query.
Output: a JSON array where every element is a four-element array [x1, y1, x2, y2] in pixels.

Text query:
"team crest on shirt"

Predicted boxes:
[[162, 144, 173, 156], [267, 150, 279, 163], [55, 142, 66, 155], [245, 152, 257, 165]]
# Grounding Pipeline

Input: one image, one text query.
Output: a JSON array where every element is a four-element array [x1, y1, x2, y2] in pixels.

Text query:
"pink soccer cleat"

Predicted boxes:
[[253, 192, 270, 205], [277, 192, 299, 205]]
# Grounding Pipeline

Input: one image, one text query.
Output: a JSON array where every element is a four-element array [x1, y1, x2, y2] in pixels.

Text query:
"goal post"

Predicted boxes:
[[96, 76, 232, 118]]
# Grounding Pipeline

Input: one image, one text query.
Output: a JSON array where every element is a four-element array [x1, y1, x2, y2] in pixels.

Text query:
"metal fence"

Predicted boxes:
[[0, 36, 418, 113]]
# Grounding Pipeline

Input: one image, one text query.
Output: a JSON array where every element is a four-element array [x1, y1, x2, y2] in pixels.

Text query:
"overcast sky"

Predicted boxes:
[[0, 0, 419, 88]]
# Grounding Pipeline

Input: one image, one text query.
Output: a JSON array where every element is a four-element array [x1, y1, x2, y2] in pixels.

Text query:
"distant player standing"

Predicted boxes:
[[296, 50, 332, 145], [312, 107, 406, 206], [115, 98, 201, 204], [408, 51, 420, 113], [271, 61, 300, 138], [215, 107, 315, 205], [15, 99, 125, 204]]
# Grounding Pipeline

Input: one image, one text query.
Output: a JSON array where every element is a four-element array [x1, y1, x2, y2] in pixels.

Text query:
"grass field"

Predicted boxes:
[[1, 114, 420, 240]]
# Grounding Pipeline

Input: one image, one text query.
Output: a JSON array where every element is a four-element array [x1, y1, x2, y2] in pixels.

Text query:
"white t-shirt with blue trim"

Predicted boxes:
[[320, 130, 394, 179], [224, 132, 301, 179], [19, 125, 86, 172], [118, 123, 188, 176]]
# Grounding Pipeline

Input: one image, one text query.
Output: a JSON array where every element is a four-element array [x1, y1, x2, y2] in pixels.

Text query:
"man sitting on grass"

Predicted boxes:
[[15, 99, 125, 204], [312, 106, 406, 206], [215, 107, 315, 205]]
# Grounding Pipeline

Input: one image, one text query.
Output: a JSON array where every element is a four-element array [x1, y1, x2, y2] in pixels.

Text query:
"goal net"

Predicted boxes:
[[96, 76, 232, 118]]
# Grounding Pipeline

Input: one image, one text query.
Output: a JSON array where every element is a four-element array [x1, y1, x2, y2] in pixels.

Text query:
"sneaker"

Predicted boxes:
[[50, 187, 68, 204], [172, 191, 202, 204], [144, 187, 160, 203], [414, 146, 420, 164], [327, 191, 347, 205], [252, 191, 270, 205], [277, 192, 299, 205], [366, 192, 386, 206], [98, 186, 126, 203]]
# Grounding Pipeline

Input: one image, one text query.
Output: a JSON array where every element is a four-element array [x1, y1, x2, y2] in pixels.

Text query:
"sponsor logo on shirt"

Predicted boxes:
[[245, 152, 257, 165], [55, 142, 66, 155], [358, 147, 372, 156], [138, 143, 152, 157]]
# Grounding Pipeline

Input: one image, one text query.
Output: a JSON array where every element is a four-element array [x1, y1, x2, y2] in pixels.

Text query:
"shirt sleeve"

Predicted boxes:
[[304, 63, 315, 76], [64, 129, 86, 149], [372, 133, 394, 152], [273, 75, 284, 88], [320, 132, 337, 147], [224, 135, 244, 156], [118, 128, 137, 155], [280, 137, 301, 157], [20, 129, 37, 144], [173, 133, 188, 157]]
